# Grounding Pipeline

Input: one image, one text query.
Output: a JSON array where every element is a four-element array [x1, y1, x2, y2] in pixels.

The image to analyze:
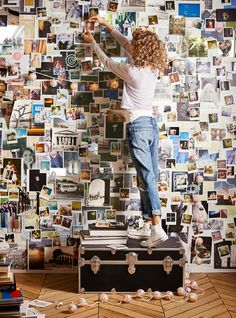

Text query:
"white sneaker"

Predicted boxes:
[[127, 223, 151, 240], [140, 227, 168, 247]]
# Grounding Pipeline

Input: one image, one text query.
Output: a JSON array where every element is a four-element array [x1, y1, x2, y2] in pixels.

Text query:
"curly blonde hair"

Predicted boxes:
[[131, 30, 167, 73]]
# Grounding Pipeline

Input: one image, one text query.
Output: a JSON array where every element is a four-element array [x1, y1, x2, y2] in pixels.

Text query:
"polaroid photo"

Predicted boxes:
[[36, 7, 47, 18], [181, 213, 192, 226], [169, 72, 180, 84], [218, 244, 230, 259], [104, 113, 126, 139], [86, 210, 97, 223], [223, 138, 233, 148], [168, 127, 179, 136], [52, 214, 62, 226], [172, 172, 188, 192], [166, 212, 176, 225], [183, 193, 193, 204], [81, 60, 92, 73], [5, 233, 14, 242], [89, 103, 100, 113], [216, 66, 226, 78], [119, 188, 130, 200], [39, 185, 53, 201], [8, 188, 19, 201], [211, 230, 222, 242], [39, 160, 51, 171], [89, 7, 99, 18], [220, 80, 230, 91], [47, 33, 57, 44], [220, 209, 228, 218], [6, 130, 17, 144], [148, 15, 158, 25], [30, 229, 42, 241], [118, 0, 145, 12], [189, 107, 200, 120], [74, 31, 86, 44], [192, 223, 203, 235], [76, 47, 86, 60], [105, 209, 116, 221], [208, 39, 217, 50], [224, 28, 234, 39], [179, 140, 189, 151], [69, 20, 81, 29], [105, 36, 117, 49], [217, 159, 226, 169], [207, 190, 217, 202], [108, 0, 119, 12], [61, 216, 72, 229], [169, 15, 186, 35], [29, 299, 53, 308], [227, 165, 234, 178], [48, 200, 57, 212], [80, 170, 91, 182], [58, 203, 72, 216], [188, 91, 198, 103], [166, 158, 176, 169], [224, 95, 234, 106], [0, 189, 8, 199], [208, 113, 218, 124], [110, 141, 121, 155], [217, 169, 227, 180], [225, 226, 235, 240], [165, 1, 175, 11], [208, 210, 220, 218], [23, 0, 35, 9], [39, 206, 49, 217], [0, 15, 7, 27], [205, 18, 215, 30]]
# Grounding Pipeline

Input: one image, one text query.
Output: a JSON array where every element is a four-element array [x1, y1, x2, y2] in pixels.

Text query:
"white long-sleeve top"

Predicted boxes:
[[91, 28, 158, 122]]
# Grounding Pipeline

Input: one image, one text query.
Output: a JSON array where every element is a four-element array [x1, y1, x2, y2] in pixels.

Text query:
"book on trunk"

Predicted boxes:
[[80, 230, 127, 245], [88, 222, 127, 237]]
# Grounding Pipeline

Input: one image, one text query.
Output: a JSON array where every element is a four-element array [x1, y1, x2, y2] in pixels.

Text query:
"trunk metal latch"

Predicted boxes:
[[163, 255, 173, 274], [90, 255, 101, 274], [126, 252, 138, 274]]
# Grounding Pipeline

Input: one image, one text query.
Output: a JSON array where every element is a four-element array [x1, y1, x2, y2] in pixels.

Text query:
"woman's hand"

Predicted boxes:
[[88, 15, 106, 26], [88, 15, 114, 32], [82, 31, 94, 43]]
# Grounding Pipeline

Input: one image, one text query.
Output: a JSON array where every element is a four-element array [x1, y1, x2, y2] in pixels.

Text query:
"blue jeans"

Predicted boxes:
[[127, 116, 161, 219]]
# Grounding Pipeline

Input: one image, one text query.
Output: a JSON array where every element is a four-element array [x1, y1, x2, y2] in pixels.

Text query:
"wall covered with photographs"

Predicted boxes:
[[0, 0, 235, 273]]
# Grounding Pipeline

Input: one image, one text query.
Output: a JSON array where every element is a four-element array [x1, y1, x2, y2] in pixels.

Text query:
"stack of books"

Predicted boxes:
[[0, 243, 24, 317], [80, 222, 128, 245]]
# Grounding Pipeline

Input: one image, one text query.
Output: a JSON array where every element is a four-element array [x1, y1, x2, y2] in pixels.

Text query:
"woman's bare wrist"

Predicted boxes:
[[103, 22, 114, 32]]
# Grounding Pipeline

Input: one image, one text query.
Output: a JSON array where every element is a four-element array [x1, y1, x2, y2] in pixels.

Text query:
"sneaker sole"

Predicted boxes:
[[140, 235, 168, 247], [127, 234, 150, 240]]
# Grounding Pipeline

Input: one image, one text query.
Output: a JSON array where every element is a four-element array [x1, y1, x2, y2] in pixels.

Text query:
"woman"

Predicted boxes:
[[83, 16, 168, 247]]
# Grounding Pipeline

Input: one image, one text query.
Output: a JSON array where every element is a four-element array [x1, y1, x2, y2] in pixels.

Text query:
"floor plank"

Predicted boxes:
[[15, 273, 236, 318]]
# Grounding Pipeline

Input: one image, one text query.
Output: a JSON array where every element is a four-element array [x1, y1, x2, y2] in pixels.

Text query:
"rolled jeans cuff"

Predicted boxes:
[[152, 210, 162, 216]]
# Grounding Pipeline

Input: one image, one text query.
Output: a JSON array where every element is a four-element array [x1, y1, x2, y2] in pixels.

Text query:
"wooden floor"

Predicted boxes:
[[15, 272, 236, 318]]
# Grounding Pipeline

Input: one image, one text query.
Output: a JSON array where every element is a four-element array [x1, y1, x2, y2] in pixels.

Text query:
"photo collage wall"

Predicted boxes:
[[0, 0, 235, 272]]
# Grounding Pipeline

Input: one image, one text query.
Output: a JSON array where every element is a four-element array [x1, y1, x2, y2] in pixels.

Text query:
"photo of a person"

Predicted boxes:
[[83, 14, 168, 247], [20, 147, 35, 175]]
